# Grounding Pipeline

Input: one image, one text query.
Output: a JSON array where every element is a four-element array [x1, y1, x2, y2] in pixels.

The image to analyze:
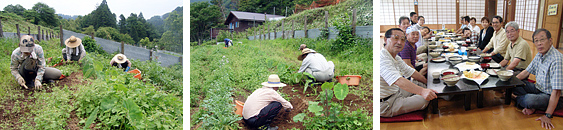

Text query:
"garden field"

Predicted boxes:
[[0, 37, 182, 129], [190, 36, 373, 129]]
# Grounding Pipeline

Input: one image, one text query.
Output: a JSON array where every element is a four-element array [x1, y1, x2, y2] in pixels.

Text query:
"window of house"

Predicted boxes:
[[497, 0, 504, 18], [459, 0, 486, 24]]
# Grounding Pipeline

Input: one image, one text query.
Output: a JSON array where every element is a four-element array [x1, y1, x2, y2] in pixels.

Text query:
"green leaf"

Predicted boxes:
[[307, 101, 323, 116], [100, 97, 116, 111], [321, 82, 334, 91], [293, 113, 306, 122], [304, 79, 312, 94], [334, 83, 349, 100], [83, 106, 99, 130], [123, 99, 144, 125]]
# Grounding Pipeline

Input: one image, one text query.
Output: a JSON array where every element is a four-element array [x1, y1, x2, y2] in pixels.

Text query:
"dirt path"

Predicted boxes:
[[0, 72, 87, 129], [235, 83, 373, 129]]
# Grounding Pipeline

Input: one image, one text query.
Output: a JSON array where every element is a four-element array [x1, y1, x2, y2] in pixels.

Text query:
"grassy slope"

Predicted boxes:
[[191, 37, 372, 129], [0, 12, 59, 34], [245, 0, 373, 33]]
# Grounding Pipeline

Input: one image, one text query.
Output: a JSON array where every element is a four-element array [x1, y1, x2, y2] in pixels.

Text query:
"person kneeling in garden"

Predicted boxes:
[[297, 48, 335, 82], [11, 35, 62, 89], [110, 54, 131, 72], [62, 36, 86, 63], [243, 74, 293, 130]]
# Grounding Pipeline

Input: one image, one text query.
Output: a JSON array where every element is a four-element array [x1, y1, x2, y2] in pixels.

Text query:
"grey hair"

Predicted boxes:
[[505, 21, 519, 30]]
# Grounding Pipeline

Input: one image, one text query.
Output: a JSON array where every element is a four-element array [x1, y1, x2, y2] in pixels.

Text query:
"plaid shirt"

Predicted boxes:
[[10, 45, 46, 81], [525, 46, 563, 94]]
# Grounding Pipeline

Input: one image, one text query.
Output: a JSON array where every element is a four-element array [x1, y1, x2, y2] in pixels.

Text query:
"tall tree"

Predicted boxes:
[[118, 14, 127, 34], [91, 0, 117, 29], [238, 0, 294, 16], [191, 2, 222, 45], [31, 2, 59, 27], [160, 7, 183, 52], [3, 4, 26, 16]]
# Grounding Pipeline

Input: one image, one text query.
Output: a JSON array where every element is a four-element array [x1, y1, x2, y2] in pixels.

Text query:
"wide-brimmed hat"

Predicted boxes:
[[299, 44, 307, 51], [64, 36, 82, 48], [261, 74, 287, 87], [112, 54, 128, 64], [297, 48, 316, 61], [19, 35, 35, 53]]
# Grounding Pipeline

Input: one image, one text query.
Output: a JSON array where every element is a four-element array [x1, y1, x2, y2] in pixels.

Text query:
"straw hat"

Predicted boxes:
[[297, 48, 316, 61], [19, 35, 35, 53], [64, 36, 82, 48], [112, 54, 128, 64], [261, 74, 287, 87], [299, 44, 307, 51]]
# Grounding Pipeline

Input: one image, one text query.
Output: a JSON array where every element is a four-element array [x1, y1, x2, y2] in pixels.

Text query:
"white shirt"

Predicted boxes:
[[298, 52, 331, 73], [472, 25, 480, 34], [380, 48, 416, 99]]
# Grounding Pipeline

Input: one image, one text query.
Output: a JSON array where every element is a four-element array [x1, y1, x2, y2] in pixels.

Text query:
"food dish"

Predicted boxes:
[[486, 69, 500, 76], [431, 57, 446, 62], [441, 69, 459, 76], [488, 63, 501, 68], [463, 70, 489, 80], [497, 70, 513, 81]]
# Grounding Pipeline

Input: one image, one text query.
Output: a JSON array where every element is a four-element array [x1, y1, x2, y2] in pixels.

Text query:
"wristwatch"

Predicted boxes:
[[545, 113, 553, 118]]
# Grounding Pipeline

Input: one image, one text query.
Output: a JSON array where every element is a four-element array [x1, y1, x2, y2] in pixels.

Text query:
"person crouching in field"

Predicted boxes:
[[62, 36, 86, 63], [243, 74, 293, 130], [110, 54, 132, 72], [297, 48, 335, 82], [11, 35, 62, 89], [224, 38, 233, 47]]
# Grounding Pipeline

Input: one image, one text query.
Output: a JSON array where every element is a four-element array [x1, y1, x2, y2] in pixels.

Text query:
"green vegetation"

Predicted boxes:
[[0, 36, 182, 129], [3, 2, 59, 28], [0, 12, 58, 34]]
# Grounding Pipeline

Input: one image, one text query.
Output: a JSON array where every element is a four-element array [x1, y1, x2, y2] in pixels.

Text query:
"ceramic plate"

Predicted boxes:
[[488, 63, 501, 68], [486, 69, 501, 76], [431, 57, 446, 62]]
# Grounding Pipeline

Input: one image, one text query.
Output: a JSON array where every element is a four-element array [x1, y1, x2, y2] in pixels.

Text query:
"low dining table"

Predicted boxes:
[[426, 54, 525, 114]]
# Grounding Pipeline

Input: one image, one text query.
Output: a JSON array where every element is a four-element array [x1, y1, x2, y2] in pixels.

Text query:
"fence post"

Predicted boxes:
[[91, 32, 94, 39], [37, 26, 41, 42], [325, 11, 329, 40], [179, 56, 182, 65], [352, 9, 357, 36], [0, 19, 3, 38], [149, 49, 153, 61], [291, 20, 295, 38], [16, 24, 20, 40], [42, 30, 45, 40], [282, 20, 285, 39], [28, 26, 30, 35], [304, 15, 308, 38], [121, 42, 124, 54], [60, 25, 64, 47]]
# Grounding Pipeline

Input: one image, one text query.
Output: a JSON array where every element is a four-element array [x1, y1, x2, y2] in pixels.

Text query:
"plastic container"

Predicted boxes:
[[235, 100, 245, 117], [336, 75, 362, 86], [127, 69, 142, 80]]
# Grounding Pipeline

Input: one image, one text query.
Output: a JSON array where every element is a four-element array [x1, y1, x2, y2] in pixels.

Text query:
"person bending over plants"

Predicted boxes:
[[11, 35, 62, 89], [61, 36, 86, 63], [297, 48, 335, 82], [110, 54, 132, 72], [243, 74, 293, 130]]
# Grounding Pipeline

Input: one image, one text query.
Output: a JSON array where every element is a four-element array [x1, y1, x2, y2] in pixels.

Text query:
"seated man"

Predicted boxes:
[[499, 22, 532, 76], [514, 29, 563, 129], [110, 54, 132, 72], [461, 28, 472, 40], [11, 35, 62, 89], [381, 28, 437, 117], [297, 48, 335, 82], [243, 74, 292, 130], [62, 36, 86, 62], [399, 28, 427, 76], [482, 16, 509, 63]]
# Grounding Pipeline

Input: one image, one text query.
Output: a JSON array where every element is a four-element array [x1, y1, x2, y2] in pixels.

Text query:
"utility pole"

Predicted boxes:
[[285, 7, 288, 17], [274, 7, 275, 15]]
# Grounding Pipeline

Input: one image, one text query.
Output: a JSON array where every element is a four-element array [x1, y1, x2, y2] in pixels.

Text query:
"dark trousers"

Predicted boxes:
[[112, 62, 129, 71], [244, 101, 282, 128], [491, 53, 504, 63], [514, 80, 563, 110], [63, 53, 81, 61]]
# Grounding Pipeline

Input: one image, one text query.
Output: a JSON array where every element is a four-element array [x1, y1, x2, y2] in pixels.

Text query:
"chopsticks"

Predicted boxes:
[[441, 75, 460, 80]]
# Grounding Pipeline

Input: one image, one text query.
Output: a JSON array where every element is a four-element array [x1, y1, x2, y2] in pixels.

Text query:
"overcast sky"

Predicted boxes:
[[0, 0, 183, 19]]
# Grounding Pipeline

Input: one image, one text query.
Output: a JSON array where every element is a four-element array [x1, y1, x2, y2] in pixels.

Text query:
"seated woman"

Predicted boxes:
[[110, 54, 131, 72]]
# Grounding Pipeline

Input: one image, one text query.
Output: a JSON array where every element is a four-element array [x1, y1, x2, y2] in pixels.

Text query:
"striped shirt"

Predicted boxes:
[[525, 46, 563, 94], [10, 45, 46, 81], [380, 48, 416, 99]]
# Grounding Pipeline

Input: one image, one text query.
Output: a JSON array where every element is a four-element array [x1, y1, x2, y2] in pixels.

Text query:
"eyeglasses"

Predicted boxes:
[[534, 38, 549, 43], [492, 22, 500, 24], [387, 35, 406, 42]]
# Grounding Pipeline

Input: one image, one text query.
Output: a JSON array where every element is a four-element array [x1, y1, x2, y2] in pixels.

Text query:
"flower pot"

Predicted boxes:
[[235, 100, 245, 117], [336, 75, 362, 86]]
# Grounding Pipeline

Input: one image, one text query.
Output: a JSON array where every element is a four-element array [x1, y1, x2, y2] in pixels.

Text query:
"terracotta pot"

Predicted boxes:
[[336, 75, 362, 86]]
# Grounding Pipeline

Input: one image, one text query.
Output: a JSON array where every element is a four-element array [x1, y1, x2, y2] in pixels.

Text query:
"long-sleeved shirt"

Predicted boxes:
[[298, 52, 331, 73], [485, 28, 509, 57], [64, 44, 86, 60], [242, 87, 293, 119], [10, 45, 46, 81]]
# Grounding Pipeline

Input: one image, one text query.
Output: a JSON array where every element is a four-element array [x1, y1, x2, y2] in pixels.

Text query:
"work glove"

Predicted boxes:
[[35, 79, 42, 89], [125, 66, 131, 72], [17, 77, 27, 89]]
